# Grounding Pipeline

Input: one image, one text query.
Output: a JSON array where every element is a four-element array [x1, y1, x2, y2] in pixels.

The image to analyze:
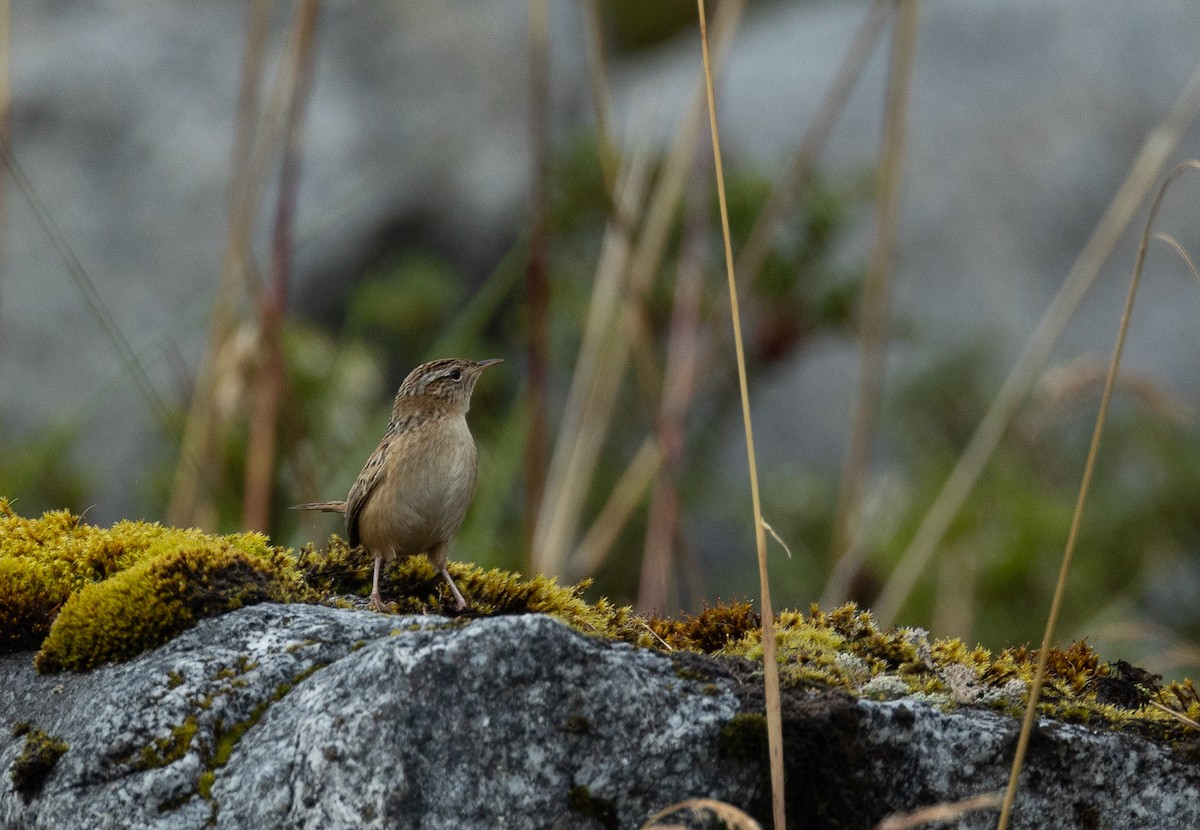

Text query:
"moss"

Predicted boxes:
[[137, 717, 199, 770], [649, 600, 760, 653], [0, 499, 281, 654], [166, 669, 185, 689], [566, 785, 618, 829], [9, 723, 68, 803], [34, 536, 302, 673]]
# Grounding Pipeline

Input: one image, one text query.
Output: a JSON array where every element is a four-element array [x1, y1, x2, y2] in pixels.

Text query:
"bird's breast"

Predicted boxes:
[[358, 414, 478, 557]]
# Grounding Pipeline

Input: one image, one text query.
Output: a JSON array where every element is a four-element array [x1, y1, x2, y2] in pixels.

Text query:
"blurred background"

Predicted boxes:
[[3, 0, 1200, 677]]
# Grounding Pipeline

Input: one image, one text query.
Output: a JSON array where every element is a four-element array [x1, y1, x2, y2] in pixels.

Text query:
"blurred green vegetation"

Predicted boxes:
[[0, 425, 91, 517]]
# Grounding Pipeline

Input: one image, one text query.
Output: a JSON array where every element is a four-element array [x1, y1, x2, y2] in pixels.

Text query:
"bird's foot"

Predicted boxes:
[[368, 590, 386, 612]]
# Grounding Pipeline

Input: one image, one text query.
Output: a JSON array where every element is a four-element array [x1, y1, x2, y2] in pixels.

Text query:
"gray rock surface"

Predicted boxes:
[[2, 604, 1199, 828]]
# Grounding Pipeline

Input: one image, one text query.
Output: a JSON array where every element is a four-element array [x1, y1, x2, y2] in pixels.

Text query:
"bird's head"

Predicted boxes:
[[396, 357, 502, 411]]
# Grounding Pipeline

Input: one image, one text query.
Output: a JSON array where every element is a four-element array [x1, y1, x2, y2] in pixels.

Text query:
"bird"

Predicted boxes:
[[294, 357, 501, 611]]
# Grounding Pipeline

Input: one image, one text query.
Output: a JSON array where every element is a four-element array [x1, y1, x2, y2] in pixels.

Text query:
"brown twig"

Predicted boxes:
[[242, 0, 320, 532]]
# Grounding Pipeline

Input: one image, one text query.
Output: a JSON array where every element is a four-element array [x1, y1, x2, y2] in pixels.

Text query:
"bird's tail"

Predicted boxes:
[[291, 501, 347, 514]]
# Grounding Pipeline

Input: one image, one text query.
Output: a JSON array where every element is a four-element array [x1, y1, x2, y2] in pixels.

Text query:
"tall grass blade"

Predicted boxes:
[[696, 1, 784, 826]]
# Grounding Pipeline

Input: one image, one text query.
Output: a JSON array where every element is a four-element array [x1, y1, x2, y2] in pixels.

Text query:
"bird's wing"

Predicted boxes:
[[345, 439, 389, 549]]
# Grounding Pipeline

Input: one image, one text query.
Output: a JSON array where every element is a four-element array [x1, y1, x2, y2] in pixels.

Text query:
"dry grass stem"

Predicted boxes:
[[0, 0, 8, 393], [639, 150, 708, 612], [696, 1, 784, 826], [531, 143, 650, 575], [997, 159, 1200, 830], [1152, 231, 1200, 285], [872, 59, 1200, 627], [1149, 700, 1200, 731], [582, 0, 619, 208], [828, 0, 921, 596], [0, 143, 173, 432], [874, 792, 1002, 830], [642, 797, 763, 830], [169, 0, 294, 527]]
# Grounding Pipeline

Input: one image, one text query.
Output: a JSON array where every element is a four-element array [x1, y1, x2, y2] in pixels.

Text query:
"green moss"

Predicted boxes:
[[9, 723, 68, 803], [166, 669, 185, 689], [137, 717, 199, 770]]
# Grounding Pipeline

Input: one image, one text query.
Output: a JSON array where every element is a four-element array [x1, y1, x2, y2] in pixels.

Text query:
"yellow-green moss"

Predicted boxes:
[[9, 722, 68, 803], [137, 717, 199, 770], [34, 537, 302, 673], [0, 498, 278, 653]]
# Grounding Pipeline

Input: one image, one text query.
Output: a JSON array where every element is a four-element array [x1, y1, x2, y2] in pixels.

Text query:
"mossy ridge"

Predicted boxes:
[[34, 537, 302, 673], [723, 603, 1200, 743], [9, 721, 69, 803], [300, 536, 649, 641], [0, 498, 288, 658]]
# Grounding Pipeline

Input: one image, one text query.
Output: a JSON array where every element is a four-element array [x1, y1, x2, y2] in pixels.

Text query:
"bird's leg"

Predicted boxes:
[[440, 567, 467, 611], [429, 542, 467, 610], [369, 550, 385, 611]]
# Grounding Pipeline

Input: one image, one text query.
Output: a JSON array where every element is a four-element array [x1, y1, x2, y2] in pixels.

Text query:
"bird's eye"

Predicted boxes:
[[449, 369, 463, 381]]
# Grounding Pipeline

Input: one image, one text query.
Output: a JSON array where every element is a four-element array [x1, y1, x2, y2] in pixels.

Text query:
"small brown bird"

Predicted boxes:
[[295, 357, 501, 611]]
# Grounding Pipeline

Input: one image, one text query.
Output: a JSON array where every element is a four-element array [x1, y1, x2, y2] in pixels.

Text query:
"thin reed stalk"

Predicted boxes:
[[242, 0, 320, 532], [638, 147, 708, 612], [581, 0, 620, 210], [870, 59, 1200, 626], [524, 0, 552, 551], [168, 0, 272, 528], [828, 0, 920, 596], [997, 159, 1200, 830], [696, 1, 784, 826]]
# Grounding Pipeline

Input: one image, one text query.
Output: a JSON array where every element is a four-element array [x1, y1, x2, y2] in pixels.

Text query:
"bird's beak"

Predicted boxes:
[[475, 358, 503, 370]]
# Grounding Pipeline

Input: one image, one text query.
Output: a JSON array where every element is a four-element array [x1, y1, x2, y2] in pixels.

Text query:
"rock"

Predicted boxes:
[[2, 604, 1198, 828]]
